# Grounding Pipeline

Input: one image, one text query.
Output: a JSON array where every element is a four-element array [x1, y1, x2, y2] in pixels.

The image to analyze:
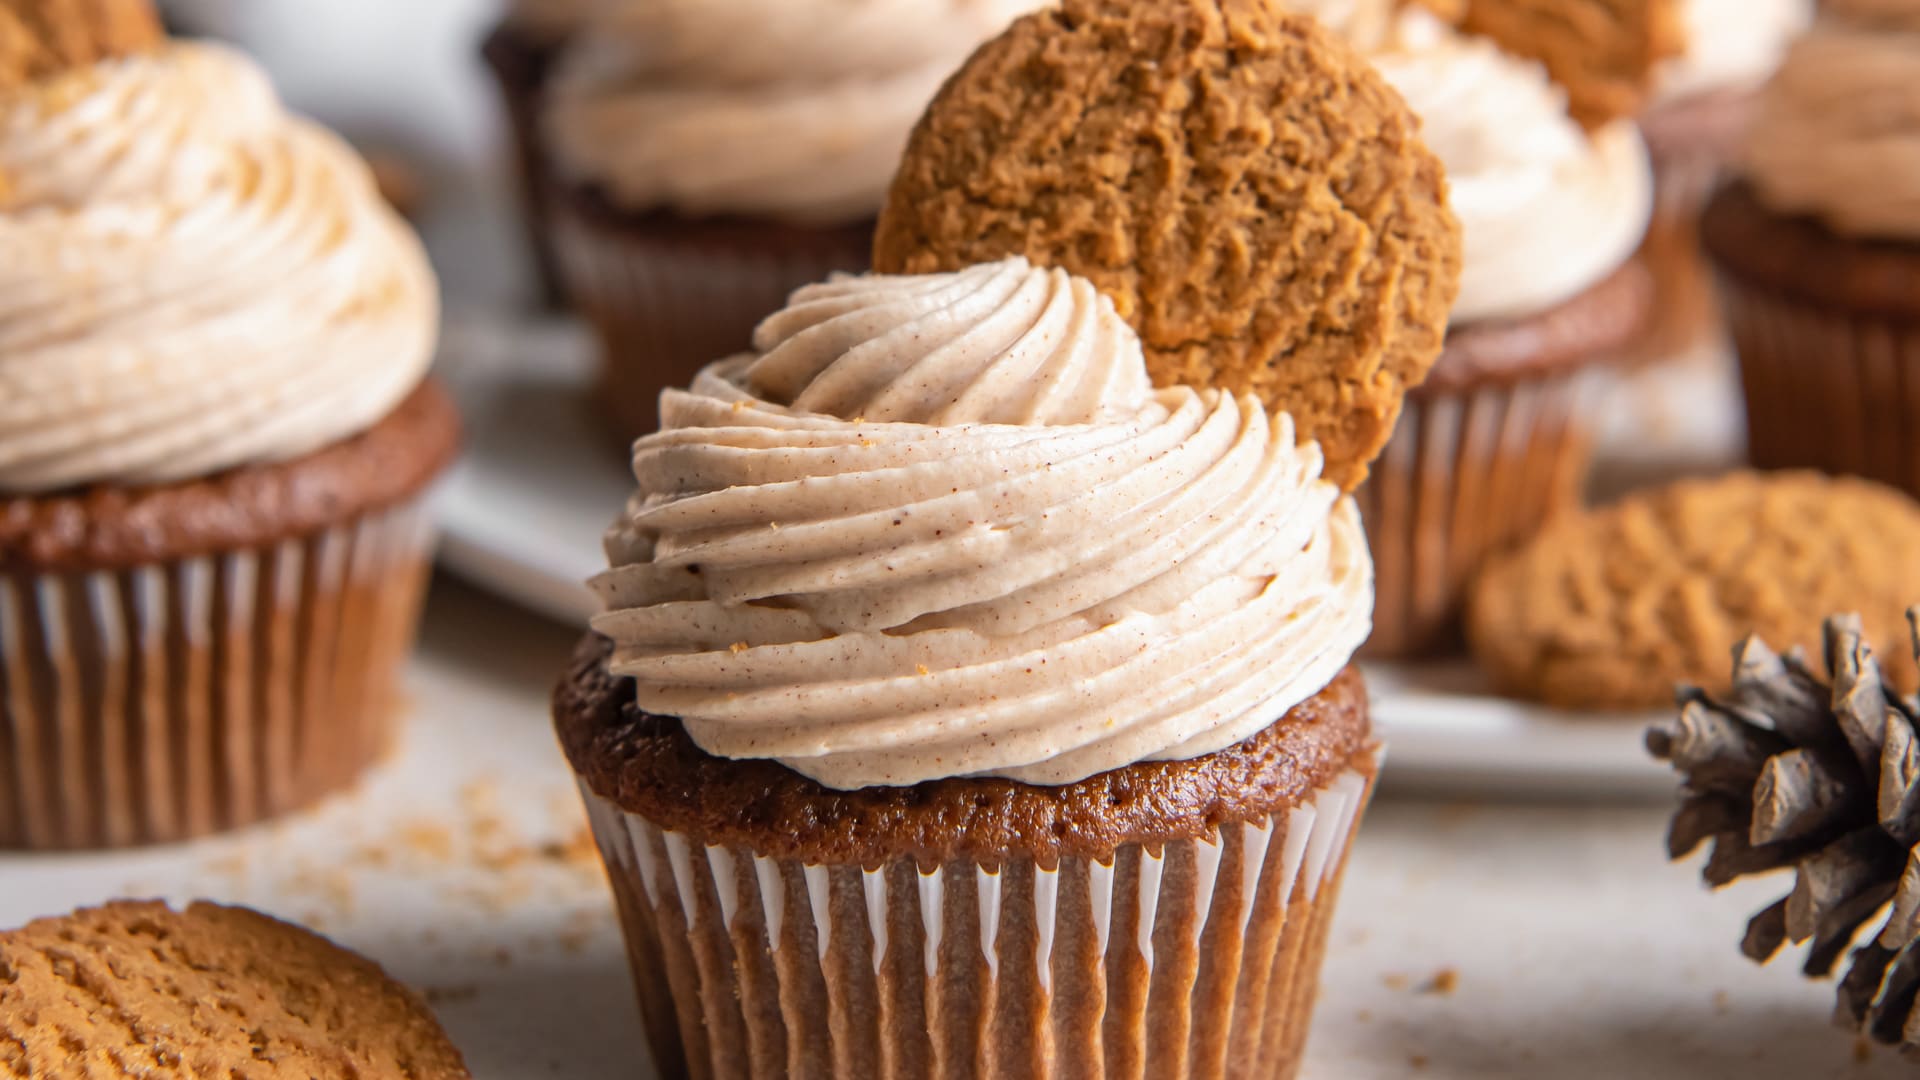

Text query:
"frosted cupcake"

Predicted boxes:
[[1703, 0, 1920, 497], [1636, 0, 1810, 361], [1296, 4, 1655, 656], [0, 9, 456, 848], [524, 0, 1035, 442], [559, 258, 1383, 1078]]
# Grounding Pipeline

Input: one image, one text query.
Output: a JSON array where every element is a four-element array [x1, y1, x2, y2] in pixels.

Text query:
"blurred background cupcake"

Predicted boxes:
[[1295, 4, 1656, 657], [496, 0, 1039, 443], [1634, 0, 1809, 364], [0, 1, 459, 849], [1703, 0, 1920, 497]]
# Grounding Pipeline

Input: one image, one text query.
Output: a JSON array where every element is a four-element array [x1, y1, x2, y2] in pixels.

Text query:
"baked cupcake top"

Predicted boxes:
[[1653, 0, 1810, 103], [1295, 4, 1652, 324], [1743, 0, 1920, 242], [591, 257, 1373, 789], [541, 0, 1038, 225], [0, 39, 438, 493], [1, 900, 469, 1078]]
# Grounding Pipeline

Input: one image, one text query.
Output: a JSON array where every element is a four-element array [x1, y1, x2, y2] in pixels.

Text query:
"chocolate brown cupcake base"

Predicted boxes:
[[550, 187, 875, 447], [1705, 181, 1920, 498], [1358, 261, 1652, 658], [0, 382, 460, 849], [557, 641, 1377, 1079]]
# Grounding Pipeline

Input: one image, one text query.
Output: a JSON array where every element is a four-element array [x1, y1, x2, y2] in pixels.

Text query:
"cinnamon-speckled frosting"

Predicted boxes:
[[542, 0, 1038, 224], [1745, 1, 1920, 240], [589, 258, 1373, 789], [0, 42, 437, 494]]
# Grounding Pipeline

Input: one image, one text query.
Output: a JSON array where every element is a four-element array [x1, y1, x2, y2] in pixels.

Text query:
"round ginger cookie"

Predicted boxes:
[[1458, 0, 1684, 130], [1467, 471, 1920, 711], [872, 0, 1461, 492], [0, 901, 470, 1078], [0, 0, 162, 90]]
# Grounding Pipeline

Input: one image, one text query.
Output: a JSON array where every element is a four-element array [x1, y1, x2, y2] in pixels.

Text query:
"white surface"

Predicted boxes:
[[433, 319, 1701, 798], [2, 580, 1902, 1078]]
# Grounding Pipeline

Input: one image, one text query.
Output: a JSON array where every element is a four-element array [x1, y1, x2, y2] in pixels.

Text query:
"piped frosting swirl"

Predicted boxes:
[[0, 42, 436, 493], [590, 259, 1373, 789]]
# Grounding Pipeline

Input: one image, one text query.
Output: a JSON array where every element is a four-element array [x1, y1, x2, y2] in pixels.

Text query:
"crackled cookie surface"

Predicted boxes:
[[873, 0, 1461, 491], [0, 901, 470, 1078], [1469, 471, 1920, 709]]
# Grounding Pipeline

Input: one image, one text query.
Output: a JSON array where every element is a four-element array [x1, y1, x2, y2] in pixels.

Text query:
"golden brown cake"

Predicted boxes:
[[0, 901, 470, 1078]]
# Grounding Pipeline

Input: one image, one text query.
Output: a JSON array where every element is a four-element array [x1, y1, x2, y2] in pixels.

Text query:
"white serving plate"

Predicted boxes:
[[433, 316, 1738, 799]]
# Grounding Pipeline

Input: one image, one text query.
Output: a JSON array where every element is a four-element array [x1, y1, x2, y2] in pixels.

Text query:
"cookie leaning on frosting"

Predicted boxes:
[[0, 0, 458, 849], [555, 2, 1461, 1076]]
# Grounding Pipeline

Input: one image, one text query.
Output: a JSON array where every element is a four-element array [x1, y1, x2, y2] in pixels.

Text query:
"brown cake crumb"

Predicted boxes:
[[1468, 471, 1920, 709], [874, 0, 1461, 491], [0, 0, 162, 89], [0, 901, 469, 1078], [1458, 0, 1683, 129]]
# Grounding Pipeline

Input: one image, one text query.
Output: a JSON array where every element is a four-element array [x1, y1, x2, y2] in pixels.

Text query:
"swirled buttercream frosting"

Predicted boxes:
[[1745, 1, 1920, 240], [589, 259, 1373, 789], [0, 42, 437, 493], [543, 0, 1039, 223]]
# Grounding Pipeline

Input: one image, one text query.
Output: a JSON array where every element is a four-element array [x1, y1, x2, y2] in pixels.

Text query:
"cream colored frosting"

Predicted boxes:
[[543, 0, 1039, 224], [0, 43, 436, 493], [1656, 0, 1811, 103], [589, 259, 1373, 790], [1363, 11, 1653, 322], [1745, 5, 1920, 240]]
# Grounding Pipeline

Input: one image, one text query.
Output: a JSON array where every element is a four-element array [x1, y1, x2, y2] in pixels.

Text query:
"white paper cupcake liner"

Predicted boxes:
[[1360, 369, 1610, 657], [0, 501, 436, 850], [548, 197, 872, 444], [1720, 275, 1920, 497], [578, 750, 1380, 1079]]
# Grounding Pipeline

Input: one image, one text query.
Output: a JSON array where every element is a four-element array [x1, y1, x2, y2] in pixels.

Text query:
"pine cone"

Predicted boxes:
[[1648, 609, 1920, 1055]]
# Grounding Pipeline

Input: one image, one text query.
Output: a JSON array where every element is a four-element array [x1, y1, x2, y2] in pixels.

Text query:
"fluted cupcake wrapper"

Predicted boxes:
[[1359, 370, 1609, 658], [1719, 275, 1920, 498], [577, 752, 1377, 1080], [549, 197, 872, 447], [0, 501, 437, 850]]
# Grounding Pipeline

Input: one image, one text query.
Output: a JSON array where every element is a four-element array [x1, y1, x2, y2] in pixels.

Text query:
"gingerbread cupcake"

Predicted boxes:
[[1704, 0, 1920, 498], [0, 5, 458, 849], [1271, 3, 1656, 656], [1634, 0, 1809, 362], [505, 0, 1036, 442], [557, 2, 1460, 1075]]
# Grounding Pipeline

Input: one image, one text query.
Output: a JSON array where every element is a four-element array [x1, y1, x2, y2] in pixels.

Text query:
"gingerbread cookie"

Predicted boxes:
[[0, 0, 162, 89], [873, 0, 1461, 491], [1458, 0, 1683, 129], [0, 901, 471, 1078], [1468, 471, 1920, 710]]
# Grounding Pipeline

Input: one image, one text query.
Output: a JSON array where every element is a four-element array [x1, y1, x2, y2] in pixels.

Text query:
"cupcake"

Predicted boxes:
[[1704, 0, 1920, 498], [556, 3, 1462, 1074], [0, 8, 457, 849], [519, 0, 1035, 442], [1285, 5, 1656, 656], [1635, 0, 1810, 362], [479, 0, 595, 310]]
